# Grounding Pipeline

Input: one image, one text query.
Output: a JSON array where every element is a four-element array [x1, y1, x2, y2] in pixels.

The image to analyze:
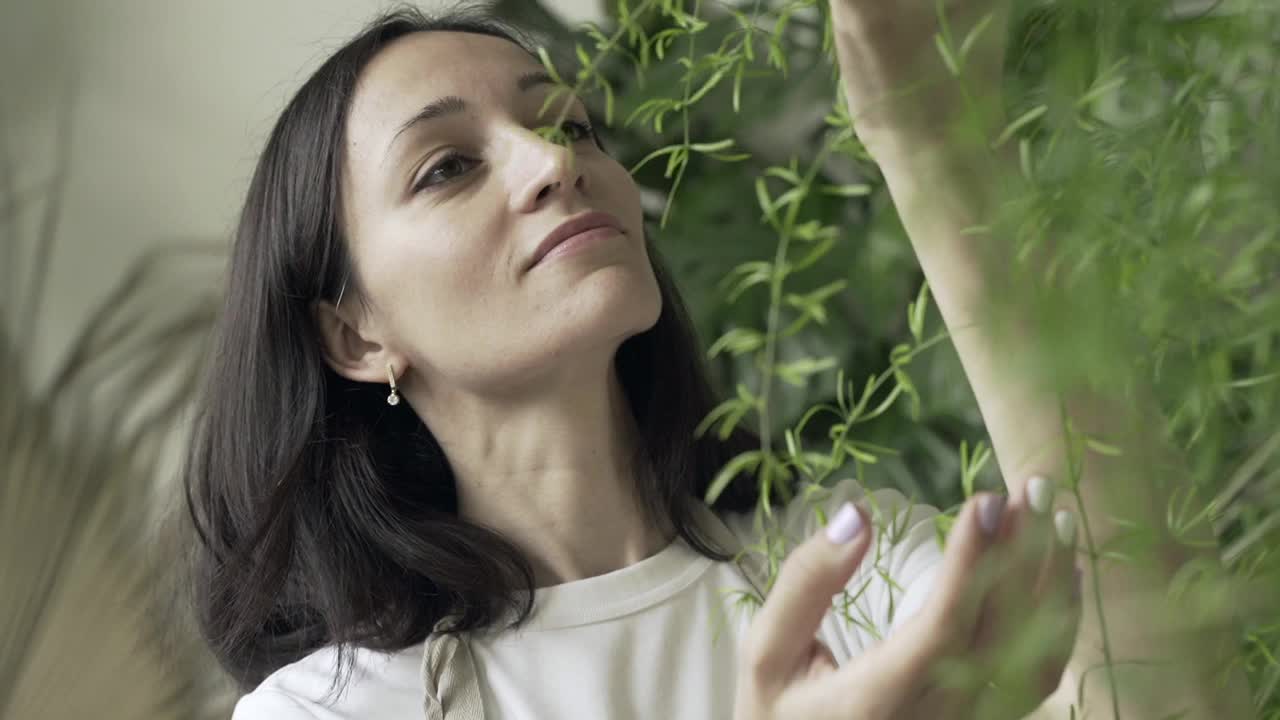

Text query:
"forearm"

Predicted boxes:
[[871, 143, 1254, 719]]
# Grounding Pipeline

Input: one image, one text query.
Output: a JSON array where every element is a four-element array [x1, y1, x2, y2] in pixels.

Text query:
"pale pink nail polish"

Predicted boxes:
[[826, 502, 863, 544], [978, 494, 1005, 536]]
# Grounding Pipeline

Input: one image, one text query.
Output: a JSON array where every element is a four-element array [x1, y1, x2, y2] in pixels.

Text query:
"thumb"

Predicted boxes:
[[743, 502, 871, 689]]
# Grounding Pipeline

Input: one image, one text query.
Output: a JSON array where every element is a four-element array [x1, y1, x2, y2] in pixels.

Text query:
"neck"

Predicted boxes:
[[411, 353, 674, 588]]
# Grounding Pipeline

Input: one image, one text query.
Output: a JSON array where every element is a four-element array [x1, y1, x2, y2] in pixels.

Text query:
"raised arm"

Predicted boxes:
[[827, 1, 1255, 717]]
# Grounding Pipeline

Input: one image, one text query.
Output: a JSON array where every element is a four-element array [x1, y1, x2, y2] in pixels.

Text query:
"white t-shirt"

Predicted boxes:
[[232, 478, 944, 719]]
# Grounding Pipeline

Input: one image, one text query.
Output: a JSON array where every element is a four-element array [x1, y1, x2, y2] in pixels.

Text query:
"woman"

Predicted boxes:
[[185, 3, 1248, 719]]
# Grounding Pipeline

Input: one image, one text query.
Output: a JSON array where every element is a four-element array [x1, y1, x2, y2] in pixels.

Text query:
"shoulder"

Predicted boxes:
[[232, 687, 313, 719], [232, 643, 426, 720]]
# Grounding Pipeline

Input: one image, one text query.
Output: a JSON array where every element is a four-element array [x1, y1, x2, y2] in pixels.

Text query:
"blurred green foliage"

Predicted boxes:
[[501, 0, 1280, 714], [3, 0, 1276, 715]]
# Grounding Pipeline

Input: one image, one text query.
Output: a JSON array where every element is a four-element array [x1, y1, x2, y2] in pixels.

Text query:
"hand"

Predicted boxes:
[[828, 0, 1010, 157], [733, 479, 1081, 720]]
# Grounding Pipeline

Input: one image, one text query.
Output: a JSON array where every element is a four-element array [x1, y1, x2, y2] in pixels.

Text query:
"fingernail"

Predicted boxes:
[[1028, 475, 1054, 515], [1054, 509, 1076, 548], [826, 502, 864, 544], [978, 494, 1006, 536]]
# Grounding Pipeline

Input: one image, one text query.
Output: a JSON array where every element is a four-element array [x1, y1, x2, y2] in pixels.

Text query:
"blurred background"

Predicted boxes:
[[4, 0, 1278, 717], [2, 0, 600, 395], [2, 2, 604, 716]]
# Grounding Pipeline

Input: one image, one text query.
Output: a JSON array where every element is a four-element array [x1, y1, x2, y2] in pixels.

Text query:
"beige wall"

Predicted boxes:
[[2, 0, 601, 393]]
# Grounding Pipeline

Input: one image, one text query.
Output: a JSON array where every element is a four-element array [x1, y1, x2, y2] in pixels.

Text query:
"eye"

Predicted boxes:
[[562, 119, 596, 143], [413, 152, 479, 193], [534, 119, 597, 146], [410, 120, 596, 195]]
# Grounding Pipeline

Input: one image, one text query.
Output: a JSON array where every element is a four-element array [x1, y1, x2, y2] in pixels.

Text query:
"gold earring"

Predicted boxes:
[[386, 363, 400, 406]]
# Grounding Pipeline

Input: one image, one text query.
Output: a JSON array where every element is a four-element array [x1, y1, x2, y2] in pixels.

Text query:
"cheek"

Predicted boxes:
[[597, 162, 643, 229], [374, 225, 498, 328]]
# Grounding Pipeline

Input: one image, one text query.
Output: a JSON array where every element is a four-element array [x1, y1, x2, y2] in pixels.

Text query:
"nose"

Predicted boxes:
[[507, 126, 586, 213]]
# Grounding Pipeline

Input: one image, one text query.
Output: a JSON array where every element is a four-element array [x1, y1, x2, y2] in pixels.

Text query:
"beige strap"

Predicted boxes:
[[421, 617, 487, 720], [420, 502, 770, 719]]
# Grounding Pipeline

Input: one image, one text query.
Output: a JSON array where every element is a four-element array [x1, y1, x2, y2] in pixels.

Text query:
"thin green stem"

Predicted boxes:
[[755, 132, 845, 476], [1060, 397, 1125, 720]]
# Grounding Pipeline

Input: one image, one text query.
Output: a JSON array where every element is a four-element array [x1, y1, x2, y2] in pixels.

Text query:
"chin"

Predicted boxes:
[[548, 263, 661, 350], [470, 273, 660, 396]]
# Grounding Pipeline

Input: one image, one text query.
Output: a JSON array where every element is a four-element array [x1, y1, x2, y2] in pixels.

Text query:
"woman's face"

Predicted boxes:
[[339, 31, 660, 396]]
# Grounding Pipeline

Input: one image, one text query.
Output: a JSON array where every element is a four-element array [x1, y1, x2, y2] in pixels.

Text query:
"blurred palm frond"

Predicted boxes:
[[1, 102, 229, 718]]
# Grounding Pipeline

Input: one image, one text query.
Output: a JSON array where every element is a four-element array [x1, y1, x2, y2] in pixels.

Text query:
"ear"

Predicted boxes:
[[311, 298, 407, 385]]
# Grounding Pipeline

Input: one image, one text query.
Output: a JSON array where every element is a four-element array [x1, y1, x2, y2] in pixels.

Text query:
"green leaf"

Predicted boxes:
[[536, 46, 564, 84], [1076, 75, 1128, 109], [1085, 437, 1124, 457], [775, 357, 838, 387], [817, 183, 872, 197], [755, 177, 781, 229], [1227, 372, 1280, 389], [772, 186, 805, 212], [687, 66, 729, 106], [893, 367, 921, 420], [848, 375, 878, 418], [788, 236, 837, 274], [707, 151, 752, 162], [664, 146, 688, 178], [628, 144, 681, 175], [721, 260, 774, 302], [958, 13, 995, 62], [992, 105, 1048, 148], [688, 138, 736, 153], [651, 29, 682, 61], [792, 220, 839, 243], [908, 280, 930, 343], [695, 397, 743, 438], [835, 369, 849, 413], [890, 343, 913, 366], [934, 33, 961, 76], [765, 166, 801, 185], [625, 97, 675, 129], [732, 61, 744, 113], [792, 280, 848, 309], [838, 438, 879, 464], [705, 451, 763, 505], [602, 79, 615, 127], [707, 327, 766, 358], [860, 384, 905, 424], [959, 440, 992, 499], [538, 85, 569, 121]]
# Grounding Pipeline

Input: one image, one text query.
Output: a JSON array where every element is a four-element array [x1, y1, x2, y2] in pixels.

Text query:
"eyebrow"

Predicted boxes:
[[385, 70, 564, 160]]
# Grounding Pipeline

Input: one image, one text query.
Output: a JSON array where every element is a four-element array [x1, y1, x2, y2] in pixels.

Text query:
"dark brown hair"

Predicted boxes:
[[183, 2, 766, 694]]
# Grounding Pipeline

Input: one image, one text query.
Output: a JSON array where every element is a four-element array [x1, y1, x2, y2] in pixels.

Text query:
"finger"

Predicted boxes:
[[971, 477, 1056, 655], [984, 563, 1081, 718], [910, 491, 1008, 650], [1027, 475, 1065, 591], [1030, 509, 1081, 698], [800, 640, 839, 683], [1033, 504, 1075, 600], [826, 492, 1007, 709], [744, 502, 872, 691], [976, 479, 1083, 716]]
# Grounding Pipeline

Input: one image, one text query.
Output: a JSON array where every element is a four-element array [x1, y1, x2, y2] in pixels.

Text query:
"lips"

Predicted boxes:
[[526, 211, 623, 271]]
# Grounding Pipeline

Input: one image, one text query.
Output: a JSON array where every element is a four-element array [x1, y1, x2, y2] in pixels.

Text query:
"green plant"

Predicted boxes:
[[1, 103, 230, 717], [512, 0, 1280, 715], [3, 0, 1277, 715]]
